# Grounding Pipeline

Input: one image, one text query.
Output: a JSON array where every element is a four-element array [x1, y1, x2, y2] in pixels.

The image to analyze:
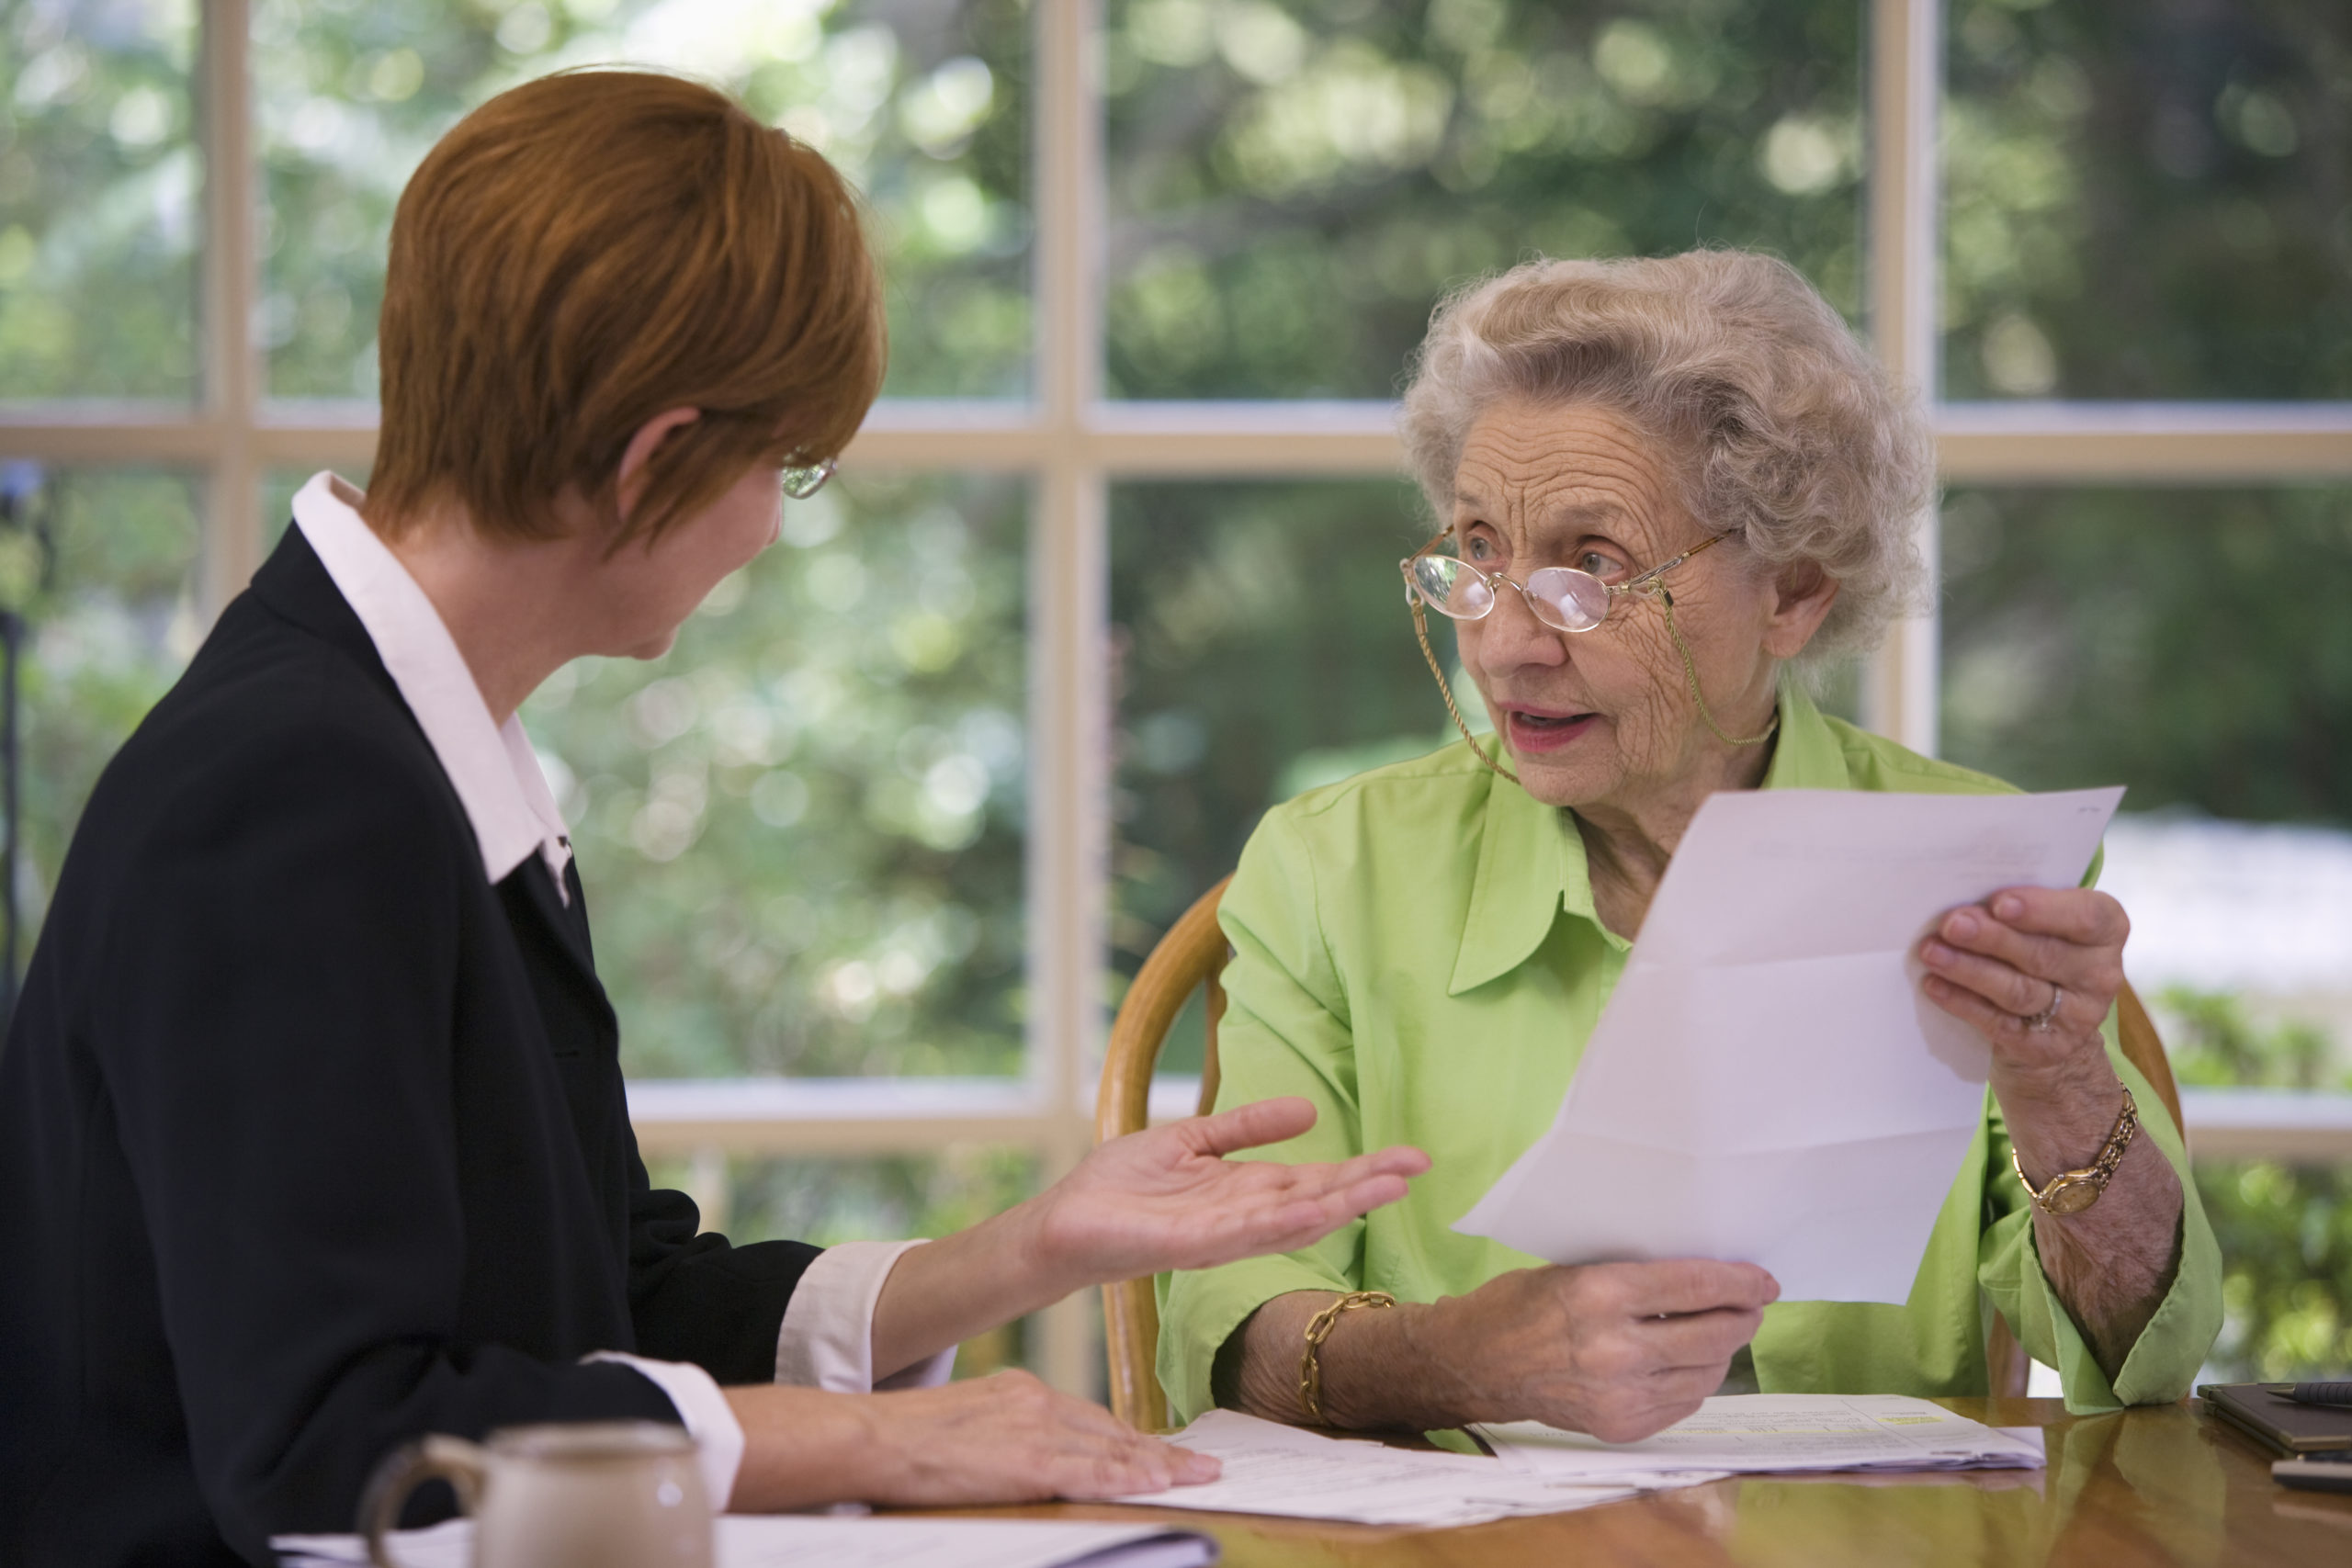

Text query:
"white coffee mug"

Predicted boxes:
[[363, 1421, 713, 1568]]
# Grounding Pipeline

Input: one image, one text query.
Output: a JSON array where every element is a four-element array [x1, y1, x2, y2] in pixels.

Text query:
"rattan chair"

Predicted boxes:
[[1091, 871, 2188, 1420], [1096, 874, 1233, 1432]]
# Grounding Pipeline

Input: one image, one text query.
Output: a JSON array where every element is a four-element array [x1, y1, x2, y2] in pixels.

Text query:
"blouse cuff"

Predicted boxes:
[[775, 1238, 957, 1393], [583, 1352, 743, 1510]]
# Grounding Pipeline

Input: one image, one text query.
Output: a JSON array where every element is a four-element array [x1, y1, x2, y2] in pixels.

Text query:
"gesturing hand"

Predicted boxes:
[[1027, 1097, 1430, 1292]]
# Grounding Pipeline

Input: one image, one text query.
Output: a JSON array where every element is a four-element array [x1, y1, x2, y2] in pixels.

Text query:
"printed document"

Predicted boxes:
[[1454, 786, 2124, 1302], [1112, 1410, 1721, 1527], [1480, 1393, 2047, 1478]]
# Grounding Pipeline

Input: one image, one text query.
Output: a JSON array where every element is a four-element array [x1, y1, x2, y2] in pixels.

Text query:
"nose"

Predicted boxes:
[[1464, 578, 1568, 678]]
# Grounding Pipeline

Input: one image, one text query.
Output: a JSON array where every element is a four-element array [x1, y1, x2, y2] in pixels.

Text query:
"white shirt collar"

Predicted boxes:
[[291, 471, 573, 897]]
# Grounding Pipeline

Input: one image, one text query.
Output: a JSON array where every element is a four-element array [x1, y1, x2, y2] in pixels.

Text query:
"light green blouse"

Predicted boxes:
[[1158, 685, 2222, 1424]]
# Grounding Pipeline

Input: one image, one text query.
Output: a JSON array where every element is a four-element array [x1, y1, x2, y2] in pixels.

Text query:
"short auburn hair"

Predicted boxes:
[[365, 69, 882, 547]]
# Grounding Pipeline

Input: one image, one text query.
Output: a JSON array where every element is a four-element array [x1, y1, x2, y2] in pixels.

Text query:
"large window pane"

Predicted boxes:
[[1103, 0, 1864, 399], [1943, 1, 2352, 400], [0, 1, 198, 400], [256, 0, 1028, 400], [1109, 479, 1444, 1011], [0, 466, 203, 958], [525, 473, 1028, 1080], [1940, 485, 2352, 1380]]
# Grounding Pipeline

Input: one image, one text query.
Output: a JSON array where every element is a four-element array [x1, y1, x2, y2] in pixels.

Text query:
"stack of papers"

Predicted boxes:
[[1479, 1394, 2046, 1479], [1113, 1410, 1724, 1528], [1456, 786, 2123, 1303], [277, 1515, 1216, 1568]]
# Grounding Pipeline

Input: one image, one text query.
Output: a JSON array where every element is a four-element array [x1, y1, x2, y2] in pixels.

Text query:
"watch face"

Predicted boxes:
[[2042, 1178, 2100, 1215]]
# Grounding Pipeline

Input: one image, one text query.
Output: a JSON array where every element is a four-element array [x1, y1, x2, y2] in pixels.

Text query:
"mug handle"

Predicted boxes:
[[360, 1435, 489, 1568]]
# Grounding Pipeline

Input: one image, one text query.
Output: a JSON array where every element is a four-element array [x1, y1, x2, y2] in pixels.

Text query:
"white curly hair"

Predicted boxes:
[[1398, 250, 1933, 662]]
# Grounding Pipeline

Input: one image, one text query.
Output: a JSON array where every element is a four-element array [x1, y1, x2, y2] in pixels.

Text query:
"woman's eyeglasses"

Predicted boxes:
[[1396, 525, 1772, 782], [1397, 527, 1726, 634], [780, 457, 837, 501]]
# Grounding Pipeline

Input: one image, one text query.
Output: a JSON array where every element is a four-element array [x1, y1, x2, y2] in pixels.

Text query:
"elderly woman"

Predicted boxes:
[[1158, 251, 2221, 1439]]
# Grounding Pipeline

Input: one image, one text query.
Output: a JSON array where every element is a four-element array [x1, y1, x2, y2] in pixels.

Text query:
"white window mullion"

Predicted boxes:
[[1028, 0, 1110, 1397], [198, 0, 260, 616], [1863, 0, 1942, 756]]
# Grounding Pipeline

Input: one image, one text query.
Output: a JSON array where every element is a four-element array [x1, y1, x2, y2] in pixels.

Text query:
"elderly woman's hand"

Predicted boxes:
[[1226, 1258, 1778, 1439], [1916, 885, 2185, 1377], [1917, 885, 2128, 1089]]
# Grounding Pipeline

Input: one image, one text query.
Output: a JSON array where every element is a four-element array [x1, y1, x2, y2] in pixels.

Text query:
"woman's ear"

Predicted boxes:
[[614, 407, 704, 524], [1761, 559, 1839, 660]]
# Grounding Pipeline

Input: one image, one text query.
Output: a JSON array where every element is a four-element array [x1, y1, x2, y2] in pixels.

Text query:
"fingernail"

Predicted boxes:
[[1995, 895, 2023, 920], [1923, 941, 1953, 966], [1947, 911, 1978, 940]]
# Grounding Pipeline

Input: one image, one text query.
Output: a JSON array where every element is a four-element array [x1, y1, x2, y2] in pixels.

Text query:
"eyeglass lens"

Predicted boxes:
[[1408, 556, 1611, 633]]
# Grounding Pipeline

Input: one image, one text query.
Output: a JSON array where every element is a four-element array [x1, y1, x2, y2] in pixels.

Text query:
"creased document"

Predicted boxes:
[[1112, 1410, 1721, 1527], [1479, 1393, 2047, 1477], [1454, 786, 2124, 1302]]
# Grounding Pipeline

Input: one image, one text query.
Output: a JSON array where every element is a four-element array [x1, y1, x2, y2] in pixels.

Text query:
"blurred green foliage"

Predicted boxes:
[[1939, 485, 2352, 829], [0, 0, 199, 399], [2164, 988, 2352, 1380], [4, 468, 202, 936], [650, 1146, 1042, 1374], [1943, 0, 2352, 400], [254, 0, 1029, 398], [1104, 0, 1863, 398], [522, 474, 1030, 1081]]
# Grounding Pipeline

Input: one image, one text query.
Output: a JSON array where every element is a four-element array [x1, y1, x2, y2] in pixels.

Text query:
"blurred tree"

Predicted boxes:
[[0, 0, 198, 398], [1105, 0, 1866, 399], [256, 0, 1031, 399], [1939, 486, 2352, 829], [1943, 0, 2352, 400], [522, 473, 1030, 1081]]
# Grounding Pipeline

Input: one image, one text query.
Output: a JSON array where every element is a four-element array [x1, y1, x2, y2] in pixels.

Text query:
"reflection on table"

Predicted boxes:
[[916, 1398, 2352, 1567]]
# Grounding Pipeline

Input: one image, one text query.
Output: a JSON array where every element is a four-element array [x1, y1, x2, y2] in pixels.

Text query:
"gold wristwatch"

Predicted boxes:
[[2012, 1086, 2138, 1215]]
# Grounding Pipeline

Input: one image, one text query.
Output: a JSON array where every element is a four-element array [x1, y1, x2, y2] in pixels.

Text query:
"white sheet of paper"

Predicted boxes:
[[1111, 1409, 1721, 1528], [1454, 786, 2124, 1302], [1478, 1394, 2048, 1479], [275, 1515, 1217, 1568]]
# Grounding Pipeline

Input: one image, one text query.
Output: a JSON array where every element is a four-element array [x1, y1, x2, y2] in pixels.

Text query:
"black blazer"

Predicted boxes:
[[0, 528, 820, 1565]]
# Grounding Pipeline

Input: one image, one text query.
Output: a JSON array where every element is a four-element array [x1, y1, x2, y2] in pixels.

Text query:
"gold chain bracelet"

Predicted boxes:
[[2013, 1086, 2139, 1216], [1298, 1291, 1396, 1426]]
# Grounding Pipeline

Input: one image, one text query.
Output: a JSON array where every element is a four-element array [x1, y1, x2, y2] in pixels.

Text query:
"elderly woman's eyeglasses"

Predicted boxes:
[[780, 457, 837, 501], [1396, 525, 1774, 783], [1399, 528, 1727, 634]]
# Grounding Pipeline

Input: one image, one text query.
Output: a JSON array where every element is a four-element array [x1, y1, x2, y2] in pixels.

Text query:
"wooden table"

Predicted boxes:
[[936, 1400, 2352, 1565]]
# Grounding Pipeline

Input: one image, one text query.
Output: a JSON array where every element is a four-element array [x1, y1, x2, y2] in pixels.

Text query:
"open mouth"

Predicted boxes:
[[1503, 706, 1598, 753]]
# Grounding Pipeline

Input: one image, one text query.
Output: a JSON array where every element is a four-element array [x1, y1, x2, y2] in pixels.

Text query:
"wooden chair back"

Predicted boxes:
[[1091, 875, 2187, 1415], [1984, 980, 2184, 1396], [1096, 874, 1233, 1433]]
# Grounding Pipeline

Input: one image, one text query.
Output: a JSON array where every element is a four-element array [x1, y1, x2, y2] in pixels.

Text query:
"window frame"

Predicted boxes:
[[2, 0, 2349, 1393]]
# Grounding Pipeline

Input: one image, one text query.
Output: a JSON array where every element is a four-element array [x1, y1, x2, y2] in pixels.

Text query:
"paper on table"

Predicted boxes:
[[1455, 785, 2124, 1303], [1478, 1394, 2048, 1479], [275, 1514, 1217, 1568], [1112, 1409, 1723, 1528]]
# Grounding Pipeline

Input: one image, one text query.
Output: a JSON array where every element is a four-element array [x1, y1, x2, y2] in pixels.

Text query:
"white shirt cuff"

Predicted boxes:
[[584, 1351, 744, 1511], [774, 1239, 958, 1393]]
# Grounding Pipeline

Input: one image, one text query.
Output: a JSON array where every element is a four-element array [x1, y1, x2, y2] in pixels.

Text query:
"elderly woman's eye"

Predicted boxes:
[[1577, 550, 1626, 579], [1465, 535, 1498, 563]]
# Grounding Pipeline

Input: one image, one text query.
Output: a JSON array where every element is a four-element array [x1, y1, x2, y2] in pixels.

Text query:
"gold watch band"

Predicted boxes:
[[1298, 1291, 1396, 1425], [2013, 1086, 2139, 1216]]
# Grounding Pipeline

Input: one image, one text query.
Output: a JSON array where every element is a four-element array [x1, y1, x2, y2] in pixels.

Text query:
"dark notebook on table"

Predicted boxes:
[[2199, 1383, 2352, 1454]]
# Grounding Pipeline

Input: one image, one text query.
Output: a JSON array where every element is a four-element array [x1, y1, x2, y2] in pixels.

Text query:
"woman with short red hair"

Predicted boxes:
[[0, 70, 1424, 1564]]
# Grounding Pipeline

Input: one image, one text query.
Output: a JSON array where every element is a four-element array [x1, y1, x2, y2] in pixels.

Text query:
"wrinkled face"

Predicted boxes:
[[1448, 400, 1781, 812], [599, 460, 786, 660]]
